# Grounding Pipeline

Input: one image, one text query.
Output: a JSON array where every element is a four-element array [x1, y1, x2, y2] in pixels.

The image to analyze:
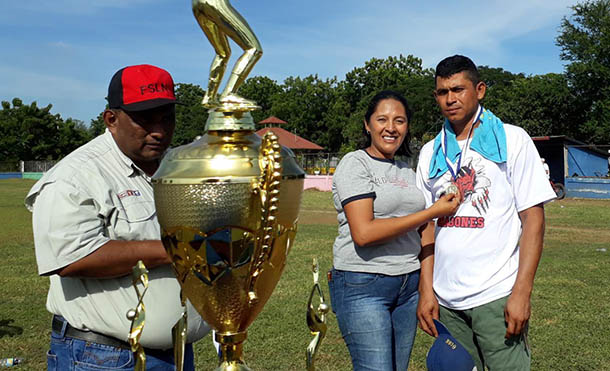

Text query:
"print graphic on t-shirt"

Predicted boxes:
[[437, 215, 485, 228], [442, 158, 491, 215], [372, 176, 410, 188]]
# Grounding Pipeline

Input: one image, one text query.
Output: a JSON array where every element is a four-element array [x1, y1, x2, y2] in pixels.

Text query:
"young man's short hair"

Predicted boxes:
[[435, 55, 481, 85]]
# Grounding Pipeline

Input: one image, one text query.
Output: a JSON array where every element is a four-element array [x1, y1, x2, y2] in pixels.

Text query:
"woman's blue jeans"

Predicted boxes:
[[328, 269, 420, 371]]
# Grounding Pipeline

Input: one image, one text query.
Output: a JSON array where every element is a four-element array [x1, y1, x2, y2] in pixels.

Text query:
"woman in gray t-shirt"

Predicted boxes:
[[328, 91, 459, 371]]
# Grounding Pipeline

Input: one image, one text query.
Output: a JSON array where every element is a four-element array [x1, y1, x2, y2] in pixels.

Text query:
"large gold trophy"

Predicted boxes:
[[150, 1, 304, 370]]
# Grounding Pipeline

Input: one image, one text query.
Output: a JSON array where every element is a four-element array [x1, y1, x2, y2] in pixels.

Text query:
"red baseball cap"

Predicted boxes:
[[107, 64, 178, 111]]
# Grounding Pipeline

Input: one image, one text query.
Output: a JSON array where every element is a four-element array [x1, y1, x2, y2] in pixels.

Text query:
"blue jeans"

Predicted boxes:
[[328, 269, 420, 371], [47, 318, 194, 370]]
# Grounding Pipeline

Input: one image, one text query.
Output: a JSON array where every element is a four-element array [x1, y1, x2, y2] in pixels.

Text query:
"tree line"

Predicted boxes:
[[2, 0, 609, 161]]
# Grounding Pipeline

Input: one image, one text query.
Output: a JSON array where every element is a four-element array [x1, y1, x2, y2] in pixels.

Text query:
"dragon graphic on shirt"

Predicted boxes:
[[439, 158, 491, 215]]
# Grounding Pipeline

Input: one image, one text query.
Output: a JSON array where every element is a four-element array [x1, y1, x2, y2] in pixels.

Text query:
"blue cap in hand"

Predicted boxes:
[[426, 319, 476, 371]]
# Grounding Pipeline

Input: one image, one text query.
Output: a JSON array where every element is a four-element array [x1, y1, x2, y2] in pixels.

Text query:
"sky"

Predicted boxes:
[[0, 0, 581, 124]]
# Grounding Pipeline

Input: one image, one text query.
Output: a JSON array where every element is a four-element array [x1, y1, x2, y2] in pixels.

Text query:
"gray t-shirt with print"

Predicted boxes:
[[332, 150, 426, 275]]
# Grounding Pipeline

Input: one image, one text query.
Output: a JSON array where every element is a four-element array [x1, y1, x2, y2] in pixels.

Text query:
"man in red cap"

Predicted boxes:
[[26, 64, 209, 370]]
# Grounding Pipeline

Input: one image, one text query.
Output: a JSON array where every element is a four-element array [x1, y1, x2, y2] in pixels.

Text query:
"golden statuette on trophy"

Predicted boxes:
[[139, 1, 305, 370], [306, 258, 329, 371], [192, 0, 262, 111]]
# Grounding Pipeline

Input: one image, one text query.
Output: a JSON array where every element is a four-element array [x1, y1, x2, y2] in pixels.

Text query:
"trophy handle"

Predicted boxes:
[[247, 131, 282, 305], [172, 300, 188, 371], [306, 258, 329, 371], [126, 261, 149, 371]]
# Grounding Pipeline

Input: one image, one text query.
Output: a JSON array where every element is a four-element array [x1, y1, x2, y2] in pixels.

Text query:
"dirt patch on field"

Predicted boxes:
[[299, 210, 338, 225]]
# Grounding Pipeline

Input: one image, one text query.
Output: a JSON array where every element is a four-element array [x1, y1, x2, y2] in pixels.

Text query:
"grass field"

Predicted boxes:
[[0, 179, 609, 370]]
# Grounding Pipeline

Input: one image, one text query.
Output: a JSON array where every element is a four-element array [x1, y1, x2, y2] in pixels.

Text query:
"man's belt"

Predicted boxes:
[[52, 315, 131, 350]]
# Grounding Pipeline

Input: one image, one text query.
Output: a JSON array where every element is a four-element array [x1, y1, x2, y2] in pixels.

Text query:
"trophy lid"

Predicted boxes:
[[152, 130, 304, 184]]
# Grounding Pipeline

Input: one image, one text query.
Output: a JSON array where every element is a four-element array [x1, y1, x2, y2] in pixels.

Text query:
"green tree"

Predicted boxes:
[[89, 111, 107, 137], [343, 55, 431, 110], [478, 66, 523, 90], [557, 0, 610, 143], [339, 55, 437, 152], [318, 87, 351, 153], [398, 74, 438, 142], [0, 98, 90, 160], [0, 99, 25, 160], [486, 74, 576, 137], [173, 83, 208, 146], [478, 66, 523, 117], [270, 75, 338, 151], [60, 118, 91, 154], [239, 76, 282, 124]]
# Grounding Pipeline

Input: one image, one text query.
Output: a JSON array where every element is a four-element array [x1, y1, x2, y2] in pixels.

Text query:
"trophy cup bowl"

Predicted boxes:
[[152, 110, 304, 370]]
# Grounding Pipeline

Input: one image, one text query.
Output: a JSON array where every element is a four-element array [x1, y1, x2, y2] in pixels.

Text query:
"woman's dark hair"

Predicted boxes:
[[363, 90, 413, 157]]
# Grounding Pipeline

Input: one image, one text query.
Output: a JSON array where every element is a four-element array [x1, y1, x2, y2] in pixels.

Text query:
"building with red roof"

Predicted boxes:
[[258, 116, 287, 127], [255, 117, 323, 151], [256, 117, 328, 178]]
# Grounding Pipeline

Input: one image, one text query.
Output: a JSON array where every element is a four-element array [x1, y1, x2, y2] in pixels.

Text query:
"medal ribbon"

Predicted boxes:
[[441, 105, 482, 180]]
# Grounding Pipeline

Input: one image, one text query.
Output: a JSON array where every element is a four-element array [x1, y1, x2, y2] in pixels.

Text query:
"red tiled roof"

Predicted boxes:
[[259, 116, 287, 125], [256, 127, 324, 150]]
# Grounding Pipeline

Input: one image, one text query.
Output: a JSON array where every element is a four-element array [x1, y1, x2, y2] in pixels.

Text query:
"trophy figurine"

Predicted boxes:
[[306, 258, 329, 371], [148, 1, 305, 370], [126, 262, 149, 371], [192, 0, 263, 110]]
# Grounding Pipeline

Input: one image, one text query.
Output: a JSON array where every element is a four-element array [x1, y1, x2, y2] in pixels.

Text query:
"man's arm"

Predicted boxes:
[[53, 240, 171, 278], [417, 221, 439, 337], [504, 203, 545, 338]]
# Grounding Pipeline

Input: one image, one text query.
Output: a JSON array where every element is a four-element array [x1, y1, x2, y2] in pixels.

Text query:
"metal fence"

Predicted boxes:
[[0, 160, 58, 173], [296, 153, 342, 175], [23, 160, 57, 173], [0, 161, 20, 172], [296, 152, 418, 175]]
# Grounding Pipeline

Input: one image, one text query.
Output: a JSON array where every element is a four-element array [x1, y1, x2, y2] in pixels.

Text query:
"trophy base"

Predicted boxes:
[[215, 332, 251, 371], [205, 109, 257, 131], [214, 361, 252, 371]]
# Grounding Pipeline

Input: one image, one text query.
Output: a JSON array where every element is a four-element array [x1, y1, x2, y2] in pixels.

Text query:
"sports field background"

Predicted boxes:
[[0, 179, 608, 370]]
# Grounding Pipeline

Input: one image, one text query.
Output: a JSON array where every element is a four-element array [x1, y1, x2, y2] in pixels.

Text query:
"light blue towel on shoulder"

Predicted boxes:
[[428, 108, 507, 179]]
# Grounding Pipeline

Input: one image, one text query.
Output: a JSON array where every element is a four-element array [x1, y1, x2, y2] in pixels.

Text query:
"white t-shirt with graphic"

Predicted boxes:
[[416, 124, 556, 310]]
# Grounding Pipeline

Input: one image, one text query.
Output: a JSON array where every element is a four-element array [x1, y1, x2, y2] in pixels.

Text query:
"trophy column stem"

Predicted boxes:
[[215, 332, 251, 371]]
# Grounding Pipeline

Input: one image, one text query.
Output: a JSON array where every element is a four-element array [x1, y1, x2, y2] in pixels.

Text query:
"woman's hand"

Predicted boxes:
[[429, 192, 461, 218]]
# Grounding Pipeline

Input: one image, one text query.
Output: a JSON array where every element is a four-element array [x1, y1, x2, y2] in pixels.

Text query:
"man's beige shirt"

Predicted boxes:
[[25, 130, 209, 349]]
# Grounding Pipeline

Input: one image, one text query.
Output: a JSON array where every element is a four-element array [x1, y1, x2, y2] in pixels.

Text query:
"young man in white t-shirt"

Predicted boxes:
[[416, 55, 556, 370]]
